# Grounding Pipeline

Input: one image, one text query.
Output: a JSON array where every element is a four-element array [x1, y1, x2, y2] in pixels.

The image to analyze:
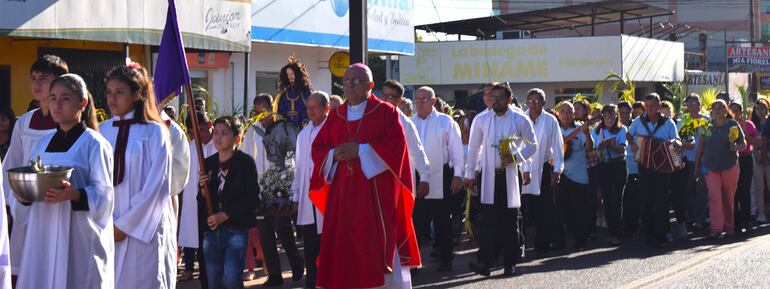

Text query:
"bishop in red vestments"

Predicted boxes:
[[309, 64, 421, 289]]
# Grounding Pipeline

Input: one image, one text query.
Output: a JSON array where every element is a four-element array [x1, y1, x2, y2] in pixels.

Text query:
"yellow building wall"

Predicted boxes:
[[0, 37, 145, 115]]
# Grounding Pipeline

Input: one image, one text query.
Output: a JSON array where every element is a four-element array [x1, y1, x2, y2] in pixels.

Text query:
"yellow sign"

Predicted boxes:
[[329, 51, 350, 77]]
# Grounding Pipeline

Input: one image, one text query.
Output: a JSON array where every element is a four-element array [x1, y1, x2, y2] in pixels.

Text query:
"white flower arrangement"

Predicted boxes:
[[258, 161, 295, 211]]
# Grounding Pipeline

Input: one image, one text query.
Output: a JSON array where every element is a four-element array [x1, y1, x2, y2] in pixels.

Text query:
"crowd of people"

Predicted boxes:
[[0, 53, 767, 289]]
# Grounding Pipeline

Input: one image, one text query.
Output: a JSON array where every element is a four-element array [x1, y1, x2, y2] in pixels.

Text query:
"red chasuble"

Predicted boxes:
[[309, 95, 421, 289]]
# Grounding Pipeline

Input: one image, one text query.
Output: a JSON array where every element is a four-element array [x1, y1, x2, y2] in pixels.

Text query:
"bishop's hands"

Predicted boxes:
[[334, 142, 359, 161], [114, 226, 128, 242], [522, 172, 531, 186]]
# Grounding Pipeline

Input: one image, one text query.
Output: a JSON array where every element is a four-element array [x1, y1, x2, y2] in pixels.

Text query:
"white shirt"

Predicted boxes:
[[161, 112, 190, 196], [399, 109, 431, 184], [178, 140, 217, 248], [521, 110, 564, 196], [292, 118, 325, 232], [412, 109, 464, 199], [465, 107, 537, 208], [241, 122, 271, 175]]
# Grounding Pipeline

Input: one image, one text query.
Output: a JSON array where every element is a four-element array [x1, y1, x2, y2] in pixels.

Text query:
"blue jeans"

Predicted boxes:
[[203, 227, 248, 289]]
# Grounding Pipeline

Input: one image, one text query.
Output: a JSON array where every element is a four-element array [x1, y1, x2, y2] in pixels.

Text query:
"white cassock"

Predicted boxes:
[[14, 127, 114, 289], [242, 122, 271, 174], [411, 109, 464, 199], [161, 112, 190, 197], [99, 113, 176, 289], [320, 101, 412, 289], [292, 119, 325, 233], [464, 107, 537, 208], [2, 109, 56, 274], [0, 161, 11, 289], [398, 109, 431, 192], [521, 110, 564, 196], [178, 140, 216, 248]]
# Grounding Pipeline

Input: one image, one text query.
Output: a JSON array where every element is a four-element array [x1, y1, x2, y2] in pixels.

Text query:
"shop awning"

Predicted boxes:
[[418, 0, 674, 37]]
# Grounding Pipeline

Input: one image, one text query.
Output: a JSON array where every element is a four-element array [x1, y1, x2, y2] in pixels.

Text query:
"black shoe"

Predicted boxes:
[[651, 241, 669, 249], [468, 261, 490, 277], [292, 266, 305, 282], [263, 275, 284, 287], [534, 250, 548, 259], [437, 262, 452, 272], [503, 266, 517, 276]]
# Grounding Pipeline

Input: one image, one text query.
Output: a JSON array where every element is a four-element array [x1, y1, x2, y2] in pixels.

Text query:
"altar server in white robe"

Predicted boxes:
[[178, 111, 216, 286], [14, 73, 114, 289], [0, 162, 12, 288], [521, 88, 564, 258], [99, 65, 175, 289], [464, 84, 537, 277], [410, 86, 465, 272], [161, 111, 190, 220], [3, 55, 69, 276], [292, 91, 330, 289]]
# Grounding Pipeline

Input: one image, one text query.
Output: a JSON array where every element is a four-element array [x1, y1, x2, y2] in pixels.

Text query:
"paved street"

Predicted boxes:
[[178, 224, 770, 289]]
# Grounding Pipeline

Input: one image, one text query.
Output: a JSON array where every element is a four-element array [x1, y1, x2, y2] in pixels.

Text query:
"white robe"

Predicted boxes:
[[161, 112, 190, 197], [0, 162, 11, 289], [521, 110, 564, 196], [178, 140, 216, 248], [464, 107, 537, 208], [411, 110, 464, 199], [241, 122, 271, 174], [99, 113, 176, 289], [292, 119, 325, 232], [398, 109, 430, 191], [2, 109, 56, 274], [14, 128, 114, 289]]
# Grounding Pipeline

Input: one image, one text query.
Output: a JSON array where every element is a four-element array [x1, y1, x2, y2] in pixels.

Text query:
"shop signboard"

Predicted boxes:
[[251, 0, 414, 55], [0, 0, 251, 52], [399, 35, 684, 85]]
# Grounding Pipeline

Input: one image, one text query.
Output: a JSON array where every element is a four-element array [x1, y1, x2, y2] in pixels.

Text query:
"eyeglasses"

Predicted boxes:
[[342, 78, 368, 86], [414, 97, 432, 103]]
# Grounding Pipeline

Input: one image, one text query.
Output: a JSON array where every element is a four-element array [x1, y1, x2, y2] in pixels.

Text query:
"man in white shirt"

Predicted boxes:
[[411, 86, 465, 272], [465, 84, 537, 277], [382, 80, 431, 242], [521, 88, 564, 258], [292, 91, 330, 288]]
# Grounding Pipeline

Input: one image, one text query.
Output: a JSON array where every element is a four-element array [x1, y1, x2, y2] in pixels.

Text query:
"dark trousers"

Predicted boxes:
[[522, 163, 558, 253], [599, 160, 627, 238], [257, 216, 303, 277], [555, 176, 592, 246], [670, 165, 690, 223], [735, 155, 754, 229], [587, 166, 601, 233], [198, 230, 209, 289], [478, 170, 521, 267], [639, 167, 673, 244], [299, 224, 320, 288], [623, 173, 642, 235], [414, 164, 455, 264], [685, 161, 709, 225]]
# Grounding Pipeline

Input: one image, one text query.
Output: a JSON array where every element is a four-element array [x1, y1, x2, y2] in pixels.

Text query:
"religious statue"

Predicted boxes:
[[273, 55, 313, 127]]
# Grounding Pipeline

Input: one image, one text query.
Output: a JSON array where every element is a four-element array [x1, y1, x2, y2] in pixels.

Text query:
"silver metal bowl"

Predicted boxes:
[[7, 166, 74, 203]]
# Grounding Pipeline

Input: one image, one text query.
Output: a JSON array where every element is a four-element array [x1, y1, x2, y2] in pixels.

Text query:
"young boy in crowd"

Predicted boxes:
[[199, 116, 261, 289]]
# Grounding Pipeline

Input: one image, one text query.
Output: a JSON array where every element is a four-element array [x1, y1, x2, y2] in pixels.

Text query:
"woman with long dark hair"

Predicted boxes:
[[273, 56, 313, 127], [14, 73, 114, 289], [695, 100, 746, 239], [98, 63, 175, 289], [729, 102, 757, 233], [595, 104, 627, 245]]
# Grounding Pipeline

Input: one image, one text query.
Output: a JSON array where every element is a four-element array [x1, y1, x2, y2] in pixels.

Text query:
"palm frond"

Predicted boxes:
[[701, 87, 720, 113], [663, 81, 686, 114]]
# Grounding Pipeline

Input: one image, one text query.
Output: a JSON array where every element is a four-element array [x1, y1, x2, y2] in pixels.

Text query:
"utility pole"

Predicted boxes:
[[350, 0, 368, 64], [750, 0, 755, 46]]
